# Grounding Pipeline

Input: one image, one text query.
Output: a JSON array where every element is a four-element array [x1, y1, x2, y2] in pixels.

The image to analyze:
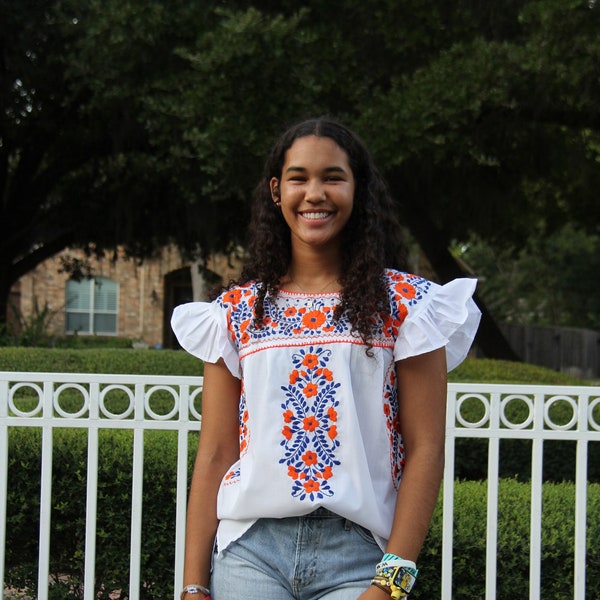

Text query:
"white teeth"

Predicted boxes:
[[301, 212, 330, 220]]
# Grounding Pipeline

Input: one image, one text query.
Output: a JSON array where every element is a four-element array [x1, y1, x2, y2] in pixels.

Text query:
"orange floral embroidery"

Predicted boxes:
[[383, 363, 405, 490], [316, 368, 333, 381], [321, 466, 333, 480], [302, 310, 326, 329], [303, 480, 321, 493], [395, 281, 416, 299], [398, 304, 408, 321], [222, 289, 243, 304], [303, 415, 319, 431], [303, 383, 318, 398], [302, 451, 318, 466], [302, 353, 319, 369], [280, 346, 340, 501]]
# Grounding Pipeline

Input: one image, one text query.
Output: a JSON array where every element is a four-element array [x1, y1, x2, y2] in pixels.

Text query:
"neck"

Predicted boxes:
[[284, 245, 342, 291]]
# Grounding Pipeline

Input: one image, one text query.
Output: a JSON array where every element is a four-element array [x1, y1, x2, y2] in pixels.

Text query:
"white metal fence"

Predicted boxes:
[[1, 372, 599, 599]]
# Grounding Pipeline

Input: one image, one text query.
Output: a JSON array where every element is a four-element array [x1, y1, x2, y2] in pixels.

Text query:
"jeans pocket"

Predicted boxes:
[[349, 521, 379, 546]]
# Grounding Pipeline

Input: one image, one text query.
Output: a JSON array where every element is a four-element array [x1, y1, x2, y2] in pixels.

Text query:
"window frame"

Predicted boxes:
[[65, 276, 119, 335]]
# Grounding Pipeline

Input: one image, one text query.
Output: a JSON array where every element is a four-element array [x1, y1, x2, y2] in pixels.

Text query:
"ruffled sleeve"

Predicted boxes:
[[171, 301, 241, 379], [393, 278, 481, 371]]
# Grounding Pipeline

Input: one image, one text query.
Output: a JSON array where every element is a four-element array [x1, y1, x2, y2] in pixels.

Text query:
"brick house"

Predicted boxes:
[[10, 246, 242, 349]]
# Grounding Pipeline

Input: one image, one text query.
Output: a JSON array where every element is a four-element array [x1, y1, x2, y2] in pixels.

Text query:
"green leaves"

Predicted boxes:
[[2, 0, 599, 352]]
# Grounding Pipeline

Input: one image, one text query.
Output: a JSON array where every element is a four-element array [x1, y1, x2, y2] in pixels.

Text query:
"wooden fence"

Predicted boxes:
[[501, 324, 599, 379]]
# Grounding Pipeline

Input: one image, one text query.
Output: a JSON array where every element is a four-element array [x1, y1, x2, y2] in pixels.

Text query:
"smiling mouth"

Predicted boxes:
[[300, 211, 332, 220]]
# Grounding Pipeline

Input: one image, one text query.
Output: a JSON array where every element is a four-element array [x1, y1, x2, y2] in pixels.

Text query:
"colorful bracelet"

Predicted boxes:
[[371, 575, 409, 599], [180, 583, 211, 600], [371, 553, 418, 599], [377, 553, 417, 573]]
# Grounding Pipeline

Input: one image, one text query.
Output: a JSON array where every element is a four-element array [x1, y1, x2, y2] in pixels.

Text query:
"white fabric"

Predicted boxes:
[[171, 270, 481, 553]]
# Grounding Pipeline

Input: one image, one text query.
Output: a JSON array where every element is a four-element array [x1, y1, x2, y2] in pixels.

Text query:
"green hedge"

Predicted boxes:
[[52, 335, 137, 349], [1, 350, 597, 482], [415, 478, 600, 599], [0, 347, 202, 376], [5, 428, 198, 600], [0, 348, 590, 384], [449, 357, 588, 385], [5, 427, 599, 599]]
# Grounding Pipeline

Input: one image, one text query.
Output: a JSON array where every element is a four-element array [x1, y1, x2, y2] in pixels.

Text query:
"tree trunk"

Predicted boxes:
[[0, 273, 12, 329], [387, 168, 521, 361]]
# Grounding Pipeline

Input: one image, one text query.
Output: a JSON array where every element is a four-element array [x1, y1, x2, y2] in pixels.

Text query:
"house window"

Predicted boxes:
[[65, 277, 119, 335]]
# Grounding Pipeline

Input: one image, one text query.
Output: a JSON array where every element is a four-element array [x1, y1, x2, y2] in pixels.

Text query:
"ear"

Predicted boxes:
[[270, 177, 281, 204]]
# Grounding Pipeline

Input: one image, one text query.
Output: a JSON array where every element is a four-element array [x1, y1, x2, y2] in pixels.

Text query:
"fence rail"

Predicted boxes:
[[1, 372, 599, 599]]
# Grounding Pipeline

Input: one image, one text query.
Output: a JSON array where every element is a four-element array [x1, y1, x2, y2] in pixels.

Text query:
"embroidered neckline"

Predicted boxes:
[[276, 289, 341, 310], [278, 289, 341, 297]]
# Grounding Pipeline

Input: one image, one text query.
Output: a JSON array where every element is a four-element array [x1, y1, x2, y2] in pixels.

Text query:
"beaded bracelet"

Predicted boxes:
[[371, 575, 409, 599], [180, 583, 211, 600]]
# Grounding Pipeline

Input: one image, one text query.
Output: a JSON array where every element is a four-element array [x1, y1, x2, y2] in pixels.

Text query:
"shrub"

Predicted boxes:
[[450, 357, 587, 385], [5, 427, 198, 599], [3, 353, 598, 597], [2, 351, 596, 482], [53, 335, 136, 349], [5, 429, 598, 600], [0, 347, 202, 376], [415, 479, 600, 599], [0, 297, 61, 348], [450, 370, 600, 483]]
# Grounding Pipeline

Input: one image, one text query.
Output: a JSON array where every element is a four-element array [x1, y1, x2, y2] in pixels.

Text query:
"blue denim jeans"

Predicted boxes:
[[211, 508, 382, 599]]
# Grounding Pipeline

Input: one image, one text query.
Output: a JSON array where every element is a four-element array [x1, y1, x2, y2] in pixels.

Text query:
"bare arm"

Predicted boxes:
[[359, 347, 447, 599], [182, 359, 241, 594]]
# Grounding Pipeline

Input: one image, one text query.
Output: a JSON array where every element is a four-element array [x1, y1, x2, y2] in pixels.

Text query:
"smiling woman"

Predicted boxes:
[[171, 117, 481, 600], [271, 135, 355, 258]]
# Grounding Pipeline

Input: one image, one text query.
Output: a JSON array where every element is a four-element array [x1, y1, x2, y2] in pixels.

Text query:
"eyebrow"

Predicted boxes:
[[284, 166, 348, 174]]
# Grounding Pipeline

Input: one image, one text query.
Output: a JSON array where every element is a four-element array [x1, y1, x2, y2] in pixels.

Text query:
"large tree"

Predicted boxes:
[[2, 0, 598, 358]]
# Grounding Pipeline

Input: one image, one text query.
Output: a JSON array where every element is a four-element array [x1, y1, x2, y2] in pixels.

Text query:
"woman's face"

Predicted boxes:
[[270, 135, 355, 253]]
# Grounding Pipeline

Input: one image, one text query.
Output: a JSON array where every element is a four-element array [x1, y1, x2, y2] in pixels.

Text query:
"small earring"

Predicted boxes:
[[272, 186, 281, 206]]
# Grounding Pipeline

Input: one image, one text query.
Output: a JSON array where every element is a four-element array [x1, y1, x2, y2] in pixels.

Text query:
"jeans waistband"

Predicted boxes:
[[303, 507, 340, 519]]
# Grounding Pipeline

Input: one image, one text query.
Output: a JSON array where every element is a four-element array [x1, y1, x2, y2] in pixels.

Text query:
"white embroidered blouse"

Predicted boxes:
[[171, 269, 481, 552]]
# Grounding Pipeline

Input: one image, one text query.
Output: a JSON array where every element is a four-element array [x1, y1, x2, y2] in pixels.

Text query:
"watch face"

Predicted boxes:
[[393, 568, 416, 593]]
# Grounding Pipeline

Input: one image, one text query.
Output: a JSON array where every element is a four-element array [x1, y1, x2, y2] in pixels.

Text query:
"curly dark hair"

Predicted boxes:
[[237, 116, 410, 348]]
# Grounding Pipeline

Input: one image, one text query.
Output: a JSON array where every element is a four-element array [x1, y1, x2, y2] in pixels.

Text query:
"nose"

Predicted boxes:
[[305, 179, 326, 202]]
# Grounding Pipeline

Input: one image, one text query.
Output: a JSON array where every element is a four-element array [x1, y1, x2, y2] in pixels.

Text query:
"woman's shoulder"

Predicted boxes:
[[383, 268, 436, 305], [214, 280, 259, 309]]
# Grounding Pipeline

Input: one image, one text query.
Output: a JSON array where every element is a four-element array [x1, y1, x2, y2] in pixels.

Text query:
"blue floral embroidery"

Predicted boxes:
[[279, 346, 341, 501], [383, 364, 405, 489], [217, 271, 432, 350]]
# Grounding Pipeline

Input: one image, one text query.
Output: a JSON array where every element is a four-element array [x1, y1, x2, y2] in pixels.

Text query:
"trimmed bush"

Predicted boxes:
[[53, 335, 136, 349], [450, 357, 588, 385], [2, 351, 596, 482], [5, 427, 598, 599], [0, 349, 590, 384], [0, 347, 202, 376], [415, 479, 600, 599], [3, 351, 598, 597], [5, 427, 198, 599]]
